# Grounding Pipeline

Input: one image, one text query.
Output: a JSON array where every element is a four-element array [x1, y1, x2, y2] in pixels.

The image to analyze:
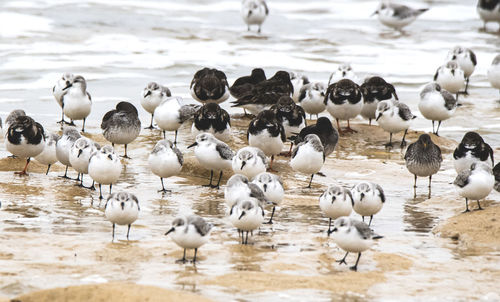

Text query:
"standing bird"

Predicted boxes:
[[232, 146, 268, 180], [165, 215, 213, 263], [69, 137, 100, 189], [434, 61, 465, 101], [372, 2, 428, 31], [224, 174, 268, 208], [290, 134, 325, 188], [289, 72, 310, 103], [324, 79, 363, 134], [52, 72, 75, 125], [453, 132, 494, 173], [252, 172, 284, 223], [298, 82, 327, 120], [141, 82, 171, 129], [419, 82, 457, 136], [61, 75, 92, 132], [247, 110, 286, 170], [404, 134, 442, 198], [328, 63, 359, 86], [293, 117, 339, 157], [191, 103, 231, 142], [487, 54, 500, 94], [88, 145, 122, 199], [105, 192, 140, 240], [34, 131, 60, 175], [330, 217, 383, 271], [5, 115, 45, 175], [447, 46, 477, 95], [477, 0, 500, 31], [375, 100, 416, 148], [190, 68, 230, 104], [148, 139, 183, 193], [229, 198, 265, 244], [154, 96, 199, 144], [360, 76, 398, 125], [271, 96, 306, 155], [454, 163, 495, 212], [319, 185, 353, 235], [351, 182, 386, 226], [188, 133, 234, 189], [56, 127, 81, 179], [101, 101, 141, 159], [230, 68, 267, 99], [241, 0, 269, 33]]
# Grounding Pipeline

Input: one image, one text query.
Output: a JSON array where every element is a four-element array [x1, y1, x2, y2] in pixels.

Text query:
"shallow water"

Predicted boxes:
[[0, 0, 500, 301]]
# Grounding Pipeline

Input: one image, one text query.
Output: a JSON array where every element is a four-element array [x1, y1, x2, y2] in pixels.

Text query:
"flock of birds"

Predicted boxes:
[[1, 1, 500, 271]]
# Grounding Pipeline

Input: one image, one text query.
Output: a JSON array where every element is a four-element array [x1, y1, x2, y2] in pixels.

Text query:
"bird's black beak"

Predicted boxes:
[[187, 142, 197, 149], [144, 90, 151, 97], [108, 154, 113, 160], [62, 83, 72, 91], [371, 10, 378, 16], [77, 149, 83, 158], [239, 211, 246, 220], [263, 184, 267, 192], [120, 202, 125, 210], [164, 227, 175, 236], [360, 193, 365, 200], [342, 71, 346, 77], [241, 161, 246, 170], [331, 196, 336, 204], [248, 11, 252, 17], [375, 113, 382, 121], [331, 227, 338, 233]]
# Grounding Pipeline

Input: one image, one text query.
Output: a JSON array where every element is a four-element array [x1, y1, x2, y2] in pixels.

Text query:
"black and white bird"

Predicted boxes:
[[447, 46, 477, 94], [319, 185, 353, 235], [434, 61, 465, 100], [188, 133, 234, 189], [372, 2, 428, 31], [351, 182, 386, 226], [190, 67, 230, 104], [105, 192, 140, 240], [453, 132, 494, 174], [419, 82, 457, 136], [290, 134, 325, 188], [493, 162, 500, 192], [330, 217, 383, 271], [148, 139, 183, 193], [328, 63, 359, 86], [192, 103, 231, 142], [289, 71, 310, 103], [61, 75, 92, 132], [404, 134, 442, 198], [271, 96, 306, 155], [34, 131, 60, 175], [247, 109, 286, 170], [324, 79, 363, 134], [229, 198, 265, 245], [298, 82, 327, 119], [141, 82, 171, 129], [454, 163, 495, 212], [375, 100, 416, 148], [69, 137, 100, 188], [165, 215, 213, 263], [52, 72, 75, 124], [56, 126, 81, 179], [4, 109, 26, 132], [88, 145, 122, 199], [360, 76, 398, 125], [154, 96, 199, 144], [224, 174, 268, 208], [477, 0, 500, 31], [5, 115, 45, 175], [293, 117, 338, 157], [232, 146, 268, 180], [101, 101, 141, 159], [487, 54, 500, 93], [241, 0, 269, 33], [252, 172, 284, 223], [229, 68, 267, 100]]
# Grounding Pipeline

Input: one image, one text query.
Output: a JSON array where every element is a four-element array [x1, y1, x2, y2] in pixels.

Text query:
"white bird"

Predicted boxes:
[[101, 101, 141, 158], [224, 174, 268, 208], [52, 72, 75, 125], [454, 162, 495, 212], [69, 137, 100, 189], [105, 192, 140, 240], [88, 145, 122, 199], [375, 100, 416, 148], [290, 134, 325, 188], [252, 172, 284, 223], [229, 198, 265, 244], [330, 217, 383, 271], [141, 82, 171, 129], [447, 46, 477, 94], [372, 2, 428, 31], [61, 75, 92, 132], [241, 0, 269, 33], [56, 127, 81, 179], [165, 215, 213, 263], [148, 139, 183, 193], [153, 96, 199, 144], [298, 82, 327, 120], [232, 146, 268, 180], [434, 61, 465, 100], [319, 185, 353, 235], [328, 63, 359, 86], [419, 82, 457, 135], [351, 182, 386, 226], [34, 131, 60, 175], [487, 54, 500, 94], [477, 0, 500, 31]]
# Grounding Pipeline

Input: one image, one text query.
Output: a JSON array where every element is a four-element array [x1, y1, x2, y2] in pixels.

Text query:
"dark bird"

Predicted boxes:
[[190, 67, 230, 104], [270, 96, 306, 155], [324, 79, 363, 134], [192, 103, 231, 142], [293, 117, 339, 157], [229, 68, 267, 99], [360, 76, 398, 125], [453, 131, 494, 173]]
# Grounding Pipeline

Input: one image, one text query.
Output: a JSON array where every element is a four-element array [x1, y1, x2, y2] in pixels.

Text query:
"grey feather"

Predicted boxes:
[[454, 169, 471, 188], [216, 142, 234, 160], [179, 104, 201, 123], [187, 215, 212, 236]]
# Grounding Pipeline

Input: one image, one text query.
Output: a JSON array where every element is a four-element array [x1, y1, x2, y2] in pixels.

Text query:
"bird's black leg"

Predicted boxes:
[[435, 121, 442, 136], [109, 184, 113, 195], [401, 129, 408, 148], [81, 118, 86, 132], [265, 206, 276, 224], [145, 114, 155, 129], [385, 133, 393, 148], [127, 224, 131, 240], [121, 145, 131, 159], [464, 77, 470, 95], [59, 166, 69, 179], [368, 215, 373, 226], [428, 175, 432, 198], [476, 200, 483, 211], [99, 184, 103, 200], [203, 170, 214, 187], [327, 218, 332, 236], [45, 164, 51, 175], [337, 252, 349, 265], [112, 223, 115, 241], [413, 174, 417, 198], [350, 253, 362, 271], [245, 231, 249, 245], [176, 249, 187, 263], [174, 130, 178, 145], [213, 171, 223, 189], [307, 174, 314, 188], [463, 198, 470, 213], [163, 131, 166, 139], [193, 248, 198, 263], [431, 120, 435, 134]]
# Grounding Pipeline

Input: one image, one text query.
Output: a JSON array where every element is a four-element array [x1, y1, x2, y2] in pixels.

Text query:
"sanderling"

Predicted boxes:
[[188, 133, 234, 189], [291, 134, 325, 188], [247, 109, 286, 170], [148, 139, 183, 193], [102, 101, 141, 158], [34, 131, 60, 175], [477, 0, 500, 30], [419, 83, 457, 136], [52, 73, 75, 124], [271, 96, 306, 155], [298, 82, 327, 119], [5, 115, 45, 175], [360, 76, 399, 125], [192, 103, 231, 142], [324, 79, 363, 134], [447, 46, 477, 94], [434, 61, 465, 101], [330, 217, 382, 271], [241, 0, 269, 33], [165, 215, 213, 263], [229, 198, 265, 244], [230, 68, 267, 99], [141, 82, 171, 129], [293, 117, 338, 157], [375, 100, 416, 148], [190, 68, 230, 104], [69, 137, 100, 189], [487, 54, 500, 93], [372, 2, 428, 31], [232, 146, 268, 180], [154, 96, 199, 144], [454, 162, 495, 212], [404, 134, 442, 198], [289, 71, 310, 103], [493, 163, 500, 192], [224, 174, 267, 208], [56, 127, 81, 179], [351, 182, 385, 226], [61, 75, 92, 132], [105, 192, 139, 240], [252, 172, 284, 223], [453, 132, 494, 173], [319, 185, 353, 235], [88, 145, 122, 199], [328, 63, 359, 86]]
